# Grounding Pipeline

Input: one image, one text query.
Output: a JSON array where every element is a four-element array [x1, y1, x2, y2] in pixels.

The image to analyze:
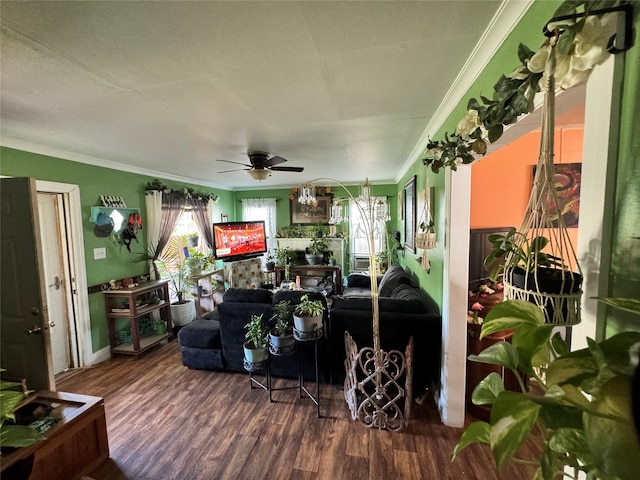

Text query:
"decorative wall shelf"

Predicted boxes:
[[89, 206, 140, 224]]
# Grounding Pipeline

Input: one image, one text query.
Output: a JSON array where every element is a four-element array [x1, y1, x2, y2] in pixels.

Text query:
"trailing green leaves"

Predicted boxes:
[[453, 299, 640, 479]]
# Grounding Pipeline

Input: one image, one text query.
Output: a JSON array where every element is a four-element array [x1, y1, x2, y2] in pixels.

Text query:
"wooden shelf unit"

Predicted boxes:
[[103, 279, 172, 357], [274, 265, 342, 294], [190, 269, 224, 317]]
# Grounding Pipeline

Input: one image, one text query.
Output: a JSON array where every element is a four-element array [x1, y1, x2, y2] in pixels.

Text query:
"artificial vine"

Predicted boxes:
[[145, 179, 220, 203], [422, 0, 624, 173]]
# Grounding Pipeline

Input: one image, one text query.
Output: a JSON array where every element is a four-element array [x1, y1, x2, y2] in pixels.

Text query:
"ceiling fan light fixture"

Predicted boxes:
[[247, 169, 271, 181]]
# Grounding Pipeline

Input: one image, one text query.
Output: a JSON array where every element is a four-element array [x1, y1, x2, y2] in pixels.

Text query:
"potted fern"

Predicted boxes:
[[243, 314, 269, 364], [293, 294, 325, 333], [268, 300, 295, 353]]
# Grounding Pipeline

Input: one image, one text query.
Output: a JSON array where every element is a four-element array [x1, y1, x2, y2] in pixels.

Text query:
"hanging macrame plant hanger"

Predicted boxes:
[[502, 39, 583, 326]]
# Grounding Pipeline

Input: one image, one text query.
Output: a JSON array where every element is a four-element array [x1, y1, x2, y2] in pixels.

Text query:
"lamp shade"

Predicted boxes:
[[247, 169, 271, 181]]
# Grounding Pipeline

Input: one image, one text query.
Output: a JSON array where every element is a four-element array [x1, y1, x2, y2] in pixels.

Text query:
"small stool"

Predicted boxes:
[[177, 316, 225, 371]]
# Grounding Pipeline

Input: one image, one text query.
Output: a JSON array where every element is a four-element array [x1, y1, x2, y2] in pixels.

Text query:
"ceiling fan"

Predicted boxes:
[[217, 151, 304, 181]]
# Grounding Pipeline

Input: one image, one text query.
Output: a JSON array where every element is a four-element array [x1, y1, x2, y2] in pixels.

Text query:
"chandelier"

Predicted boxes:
[[298, 183, 317, 206], [329, 200, 348, 224]]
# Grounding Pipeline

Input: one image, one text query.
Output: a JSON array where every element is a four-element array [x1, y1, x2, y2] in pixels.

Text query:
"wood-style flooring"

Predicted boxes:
[[57, 340, 538, 480]]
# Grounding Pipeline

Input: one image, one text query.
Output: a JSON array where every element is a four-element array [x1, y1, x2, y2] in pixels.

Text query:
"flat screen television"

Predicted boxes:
[[212, 220, 268, 262]]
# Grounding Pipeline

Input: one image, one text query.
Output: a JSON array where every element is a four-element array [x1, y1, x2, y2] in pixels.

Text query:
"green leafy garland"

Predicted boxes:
[[422, 0, 623, 173], [144, 179, 220, 203]]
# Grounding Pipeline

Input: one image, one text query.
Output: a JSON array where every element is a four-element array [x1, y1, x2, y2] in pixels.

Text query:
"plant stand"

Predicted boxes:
[[294, 324, 323, 418], [344, 332, 413, 431], [243, 358, 271, 401]]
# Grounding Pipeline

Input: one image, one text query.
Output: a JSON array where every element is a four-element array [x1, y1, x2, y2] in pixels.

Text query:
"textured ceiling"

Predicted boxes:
[[1, 1, 515, 190]]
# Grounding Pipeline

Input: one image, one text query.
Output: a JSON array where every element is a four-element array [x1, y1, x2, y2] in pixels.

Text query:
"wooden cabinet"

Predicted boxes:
[[0, 391, 109, 480], [190, 269, 224, 317], [103, 280, 172, 357]]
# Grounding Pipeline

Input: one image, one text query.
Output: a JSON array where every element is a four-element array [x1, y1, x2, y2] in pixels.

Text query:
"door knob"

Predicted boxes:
[[25, 326, 43, 335], [30, 307, 40, 316]]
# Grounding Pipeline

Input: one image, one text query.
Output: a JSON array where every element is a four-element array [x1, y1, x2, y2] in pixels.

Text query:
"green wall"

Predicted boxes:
[[396, 0, 565, 311], [0, 146, 233, 352]]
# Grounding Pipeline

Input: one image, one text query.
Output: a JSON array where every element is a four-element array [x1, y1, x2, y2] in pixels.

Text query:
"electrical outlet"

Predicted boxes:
[[94, 247, 106, 260]]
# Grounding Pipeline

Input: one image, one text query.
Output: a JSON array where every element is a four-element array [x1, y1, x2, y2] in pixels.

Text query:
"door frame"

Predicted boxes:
[[35, 180, 92, 368]]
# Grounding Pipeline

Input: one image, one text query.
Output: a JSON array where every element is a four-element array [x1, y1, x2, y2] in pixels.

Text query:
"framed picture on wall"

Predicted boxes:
[[290, 194, 333, 224], [403, 175, 416, 253], [532, 163, 581, 227]]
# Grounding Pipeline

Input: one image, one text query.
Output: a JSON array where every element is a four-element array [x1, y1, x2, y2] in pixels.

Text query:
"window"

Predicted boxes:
[[349, 197, 388, 268], [241, 198, 277, 252]]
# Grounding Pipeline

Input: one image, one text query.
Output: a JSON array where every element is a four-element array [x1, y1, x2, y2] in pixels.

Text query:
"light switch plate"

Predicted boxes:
[[94, 247, 106, 260]]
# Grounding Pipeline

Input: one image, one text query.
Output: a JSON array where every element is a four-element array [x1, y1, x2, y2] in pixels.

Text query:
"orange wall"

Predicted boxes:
[[470, 126, 584, 241]]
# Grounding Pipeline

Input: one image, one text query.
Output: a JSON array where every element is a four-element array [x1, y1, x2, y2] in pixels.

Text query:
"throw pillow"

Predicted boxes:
[[346, 274, 372, 289]]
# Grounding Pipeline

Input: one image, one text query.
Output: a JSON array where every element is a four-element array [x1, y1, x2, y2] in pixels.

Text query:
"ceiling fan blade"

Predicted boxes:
[[266, 155, 287, 166], [217, 159, 252, 167], [218, 168, 250, 174], [269, 166, 304, 172]]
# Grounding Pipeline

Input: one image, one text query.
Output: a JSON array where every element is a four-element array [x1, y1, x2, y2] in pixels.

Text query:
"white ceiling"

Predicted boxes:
[[1, 1, 529, 190]]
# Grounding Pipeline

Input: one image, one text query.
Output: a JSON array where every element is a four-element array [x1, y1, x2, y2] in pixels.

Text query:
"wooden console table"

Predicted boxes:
[[274, 265, 342, 294], [0, 391, 109, 480]]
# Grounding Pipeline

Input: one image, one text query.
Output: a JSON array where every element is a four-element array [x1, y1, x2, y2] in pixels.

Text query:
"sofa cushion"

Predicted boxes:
[[388, 284, 426, 313], [223, 288, 272, 304], [331, 293, 425, 314], [178, 318, 222, 349], [346, 274, 373, 289], [378, 265, 412, 297], [273, 289, 326, 306]]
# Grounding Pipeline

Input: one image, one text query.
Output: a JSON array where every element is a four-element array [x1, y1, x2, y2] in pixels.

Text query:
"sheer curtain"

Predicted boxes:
[[190, 197, 214, 251], [241, 198, 277, 252]]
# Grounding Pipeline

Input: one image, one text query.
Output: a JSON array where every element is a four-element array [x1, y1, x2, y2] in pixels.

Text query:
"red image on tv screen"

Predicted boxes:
[[213, 221, 267, 260]]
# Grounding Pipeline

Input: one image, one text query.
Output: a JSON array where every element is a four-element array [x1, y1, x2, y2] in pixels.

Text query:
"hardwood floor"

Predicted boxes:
[[57, 340, 538, 480]]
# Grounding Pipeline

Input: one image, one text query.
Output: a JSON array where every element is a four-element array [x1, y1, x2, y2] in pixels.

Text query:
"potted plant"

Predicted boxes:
[[268, 300, 295, 353], [187, 233, 199, 247], [265, 251, 276, 271], [293, 294, 325, 333], [275, 247, 295, 266], [483, 227, 582, 322], [243, 314, 269, 364], [157, 259, 196, 327], [452, 299, 640, 480], [153, 318, 167, 335], [328, 255, 338, 267], [184, 252, 212, 276], [305, 236, 328, 265]]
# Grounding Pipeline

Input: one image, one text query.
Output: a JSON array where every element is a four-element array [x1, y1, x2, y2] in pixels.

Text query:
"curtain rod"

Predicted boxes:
[[543, 3, 633, 53]]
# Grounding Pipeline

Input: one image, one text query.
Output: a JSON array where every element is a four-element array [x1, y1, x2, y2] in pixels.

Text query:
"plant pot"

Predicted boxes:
[[305, 253, 323, 265], [188, 236, 199, 247], [509, 266, 583, 324], [243, 341, 268, 364], [266, 261, 275, 271], [328, 259, 337, 267], [269, 329, 296, 353], [293, 313, 323, 333], [170, 299, 196, 327]]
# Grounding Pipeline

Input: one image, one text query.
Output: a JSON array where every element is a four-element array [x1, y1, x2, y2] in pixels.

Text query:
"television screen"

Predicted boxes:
[[212, 220, 268, 262]]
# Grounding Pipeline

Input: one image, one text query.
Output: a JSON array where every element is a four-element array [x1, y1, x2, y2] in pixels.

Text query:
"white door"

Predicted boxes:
[[37, 192, 73, 375], [0, 177, 54, 391]]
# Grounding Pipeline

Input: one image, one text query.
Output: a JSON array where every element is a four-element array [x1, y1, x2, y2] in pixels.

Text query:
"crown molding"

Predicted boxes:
[[397, 0, 535, 183]]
